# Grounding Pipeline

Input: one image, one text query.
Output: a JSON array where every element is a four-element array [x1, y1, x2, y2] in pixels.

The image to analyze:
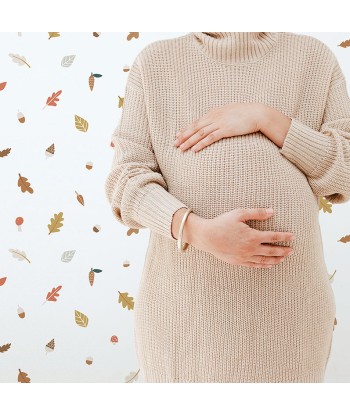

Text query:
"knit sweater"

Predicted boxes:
[[104, 32, 350, 382]]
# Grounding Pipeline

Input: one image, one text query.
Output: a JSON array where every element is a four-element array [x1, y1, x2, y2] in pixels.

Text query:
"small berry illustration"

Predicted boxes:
[[111, 335, 118, 345], [16, 216, 24, 231]]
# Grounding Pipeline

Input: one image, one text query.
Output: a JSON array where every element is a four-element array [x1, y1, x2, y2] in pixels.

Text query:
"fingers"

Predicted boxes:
[[256, 230, 295, 243], [174, 123, 218, 151], [256, 244, 294, 257]]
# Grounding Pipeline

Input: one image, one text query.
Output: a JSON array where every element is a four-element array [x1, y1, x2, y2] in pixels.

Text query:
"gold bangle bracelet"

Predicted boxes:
[[177, 207, 193, 252]]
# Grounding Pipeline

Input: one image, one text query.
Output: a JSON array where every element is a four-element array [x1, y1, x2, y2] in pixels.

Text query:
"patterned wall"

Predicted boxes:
[[0, 32, 349, 383]]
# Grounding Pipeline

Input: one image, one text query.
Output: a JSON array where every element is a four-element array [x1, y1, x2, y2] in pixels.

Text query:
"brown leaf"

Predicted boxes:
[[0, 343, 11, 353], [338, 234, 350, 243], [319, 196, 332, 213], [0, 148, 11, 157], [18, 173, 34, 193], [75, 190, 84, 206], [18, 369, 31, 383], [47, 212, 64, 234], [338, 39, 350, 48]]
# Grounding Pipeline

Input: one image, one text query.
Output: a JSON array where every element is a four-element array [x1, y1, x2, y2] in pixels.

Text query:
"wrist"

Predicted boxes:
[[255, 103, 271, 133], [183, 212, 207, 247]]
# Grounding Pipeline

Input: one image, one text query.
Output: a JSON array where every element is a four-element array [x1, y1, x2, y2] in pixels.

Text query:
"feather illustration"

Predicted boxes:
[[8, 53, 31, 68], [8, 248, 31, 263]]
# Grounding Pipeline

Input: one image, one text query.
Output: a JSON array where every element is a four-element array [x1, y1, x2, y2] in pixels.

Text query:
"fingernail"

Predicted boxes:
[[287, 250, 294, 255], [174, 139, 179, 146]]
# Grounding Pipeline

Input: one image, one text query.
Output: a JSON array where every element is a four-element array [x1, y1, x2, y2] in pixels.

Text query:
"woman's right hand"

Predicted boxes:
[[187, 208, 295, 268]]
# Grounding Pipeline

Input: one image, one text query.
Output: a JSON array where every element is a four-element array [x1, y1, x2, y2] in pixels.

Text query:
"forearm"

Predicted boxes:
[[257, 104, 292, 148]]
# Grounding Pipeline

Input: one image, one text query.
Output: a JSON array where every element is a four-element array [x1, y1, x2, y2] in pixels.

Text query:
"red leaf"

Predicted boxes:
[[0, 277, 7, 286], [45, 285, 62, 302], [45, 90, 62, 107]]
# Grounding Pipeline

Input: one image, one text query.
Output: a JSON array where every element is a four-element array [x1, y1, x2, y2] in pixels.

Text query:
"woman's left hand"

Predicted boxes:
[[173, 102, 266, 152]]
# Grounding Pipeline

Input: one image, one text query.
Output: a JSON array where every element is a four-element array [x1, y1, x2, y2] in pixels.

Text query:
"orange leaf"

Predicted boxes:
[[42, 285, 62, 305], [0, 277, 7, 286]]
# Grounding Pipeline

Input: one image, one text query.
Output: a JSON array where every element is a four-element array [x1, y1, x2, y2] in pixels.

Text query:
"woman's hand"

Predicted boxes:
[[173, 102, 266, 152], [184, 207, 295, 268]]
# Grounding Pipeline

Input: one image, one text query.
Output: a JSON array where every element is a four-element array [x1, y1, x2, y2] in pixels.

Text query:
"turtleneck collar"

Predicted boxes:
[[190, 32, 280, 65]]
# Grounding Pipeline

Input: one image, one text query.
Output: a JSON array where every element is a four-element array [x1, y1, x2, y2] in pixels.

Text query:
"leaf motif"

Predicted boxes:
[[75, 115, 89, 132], [75, 310, 89, 327], [0, 81, 7, 91], [48, 32, 60, 39], [8, 248, 31, 263], [18, 173, 34, 193], [0, 277, 7, 286], [338, 39, 350, 48], [43, 90, 62, 109], [0, 148, 11, 157], [118, 291, 134, 310], [8, 53, 31, 68], [75, 190, 84, 206], [125, 369, 140, 383], [48, 212, 64, 235], [338, 234, 350, 243], [44, 285, 62, 303], [0, 343, 11, 353], [18, 369, 31, 383], [61, 55, 76, 67], [61, 250, 76, 262], [319, 196, 332, 213], [93, 73, 102, 78]]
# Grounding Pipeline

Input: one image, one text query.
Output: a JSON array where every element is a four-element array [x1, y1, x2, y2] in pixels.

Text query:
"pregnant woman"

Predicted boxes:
[[105, 32, 350, 382]]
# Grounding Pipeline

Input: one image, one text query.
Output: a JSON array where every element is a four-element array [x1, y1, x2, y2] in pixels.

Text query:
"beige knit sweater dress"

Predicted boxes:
[[105, 32, 350, 382]]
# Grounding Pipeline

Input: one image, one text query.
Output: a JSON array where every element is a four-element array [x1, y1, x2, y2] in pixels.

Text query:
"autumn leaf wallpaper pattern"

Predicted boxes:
[[1, 32, 350, 382]]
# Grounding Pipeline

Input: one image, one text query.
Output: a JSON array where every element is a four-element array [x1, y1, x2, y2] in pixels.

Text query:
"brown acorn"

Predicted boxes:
[[92, 224, 100, 233], [86, 356, 93, 365], [86, 161, 93, 170], [17, 305, 25, 319], [17, 110, 25, 123], [93, 32, 100, 37]]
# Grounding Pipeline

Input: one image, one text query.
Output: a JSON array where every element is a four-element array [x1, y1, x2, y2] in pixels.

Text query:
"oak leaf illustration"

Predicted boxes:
[[338, 39, 350, 48], [9, 53, 31, 68], [8, 248, 31, 263], [338, 235, 350, 243], [42, 285, 62, 305], [48, 212, 64, 234], [48, 32, 60, 39], [75, 114, 89, 132], [0, 343, 11, 353], [18, 173, 34, 193], [0, 148, 11, 157], [118, 290, 134, 310], [42, 90, 62, 110], [319, 196, 332, 213], [75, 310, 89, 327], [18, 369, 31, 383], [127, 32, 139, 41]]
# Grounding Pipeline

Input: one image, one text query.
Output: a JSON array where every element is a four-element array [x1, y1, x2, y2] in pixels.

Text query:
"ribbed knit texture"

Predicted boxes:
[[104, 32, 350, 382]]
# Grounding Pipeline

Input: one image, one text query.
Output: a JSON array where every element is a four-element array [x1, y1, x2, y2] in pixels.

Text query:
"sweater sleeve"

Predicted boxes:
[[104, 57, 188, 240], [279, 58, 350, 204]]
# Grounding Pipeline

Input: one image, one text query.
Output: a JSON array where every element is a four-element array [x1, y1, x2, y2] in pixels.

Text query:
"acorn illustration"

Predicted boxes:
[[16, 216, 24, 231], [86, 356, 93, 365], [333, 316, 337, 331], [17, 305, 25, 319], [17, 109, 25, 123], [123, 260, 130, 268], [93, 32, 100, 37], [45, 143, 55, 159], [92, 224, 101, 233], [45, 339, 55, 353], [110, 335, 118, 345], [86, 161, 93, 170], [123, 65, 130, 72]]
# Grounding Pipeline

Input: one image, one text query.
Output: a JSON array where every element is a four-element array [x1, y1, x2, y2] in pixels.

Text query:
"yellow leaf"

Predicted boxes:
[[319, 196, 332, 213], [75, 310, 89, 327], [48, 212, 64, 235], [118, 291, 134, 310], [75, 114, 89, 132]]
